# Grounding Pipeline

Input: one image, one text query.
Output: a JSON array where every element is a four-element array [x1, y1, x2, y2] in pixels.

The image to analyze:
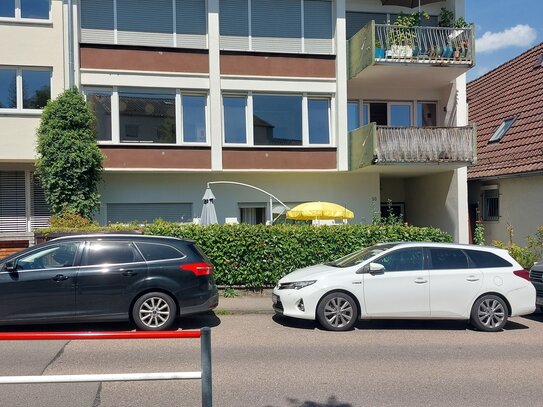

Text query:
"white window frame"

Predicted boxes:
[[481, 185, 499, 222], [0, 0, 51, 23], [0, 66, 52, 114], [84, 87, 210, 146], [222, 92, 334, 148]]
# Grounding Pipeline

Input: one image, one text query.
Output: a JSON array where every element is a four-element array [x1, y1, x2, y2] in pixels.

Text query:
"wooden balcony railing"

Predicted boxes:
[[349, 124, 477, 170], [348, 21, 475, 79]]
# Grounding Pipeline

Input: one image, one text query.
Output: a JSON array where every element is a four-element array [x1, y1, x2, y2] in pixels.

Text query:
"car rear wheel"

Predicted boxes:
[[470, 294, 508, 332], [132, 292, 177, 331], [317, 292, 358, 331]]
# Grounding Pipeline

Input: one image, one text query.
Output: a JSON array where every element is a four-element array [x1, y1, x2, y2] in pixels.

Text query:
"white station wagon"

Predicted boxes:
[[273, 242, 536, 332]]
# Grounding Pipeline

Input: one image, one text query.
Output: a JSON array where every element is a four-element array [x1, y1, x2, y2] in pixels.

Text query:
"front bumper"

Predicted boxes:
[[272, 286, 322, 320]]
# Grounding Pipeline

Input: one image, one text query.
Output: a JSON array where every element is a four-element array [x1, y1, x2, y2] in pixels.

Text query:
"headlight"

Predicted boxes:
[[279, 280, 316, 290]]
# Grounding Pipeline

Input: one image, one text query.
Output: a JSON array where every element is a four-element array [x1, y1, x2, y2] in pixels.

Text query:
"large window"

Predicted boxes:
[[0, 67, 51, 111], [84, 88, 208, 145], [0, 0, 50, 20], [223, 93, 332, 147], [351, 101, 437, 127]]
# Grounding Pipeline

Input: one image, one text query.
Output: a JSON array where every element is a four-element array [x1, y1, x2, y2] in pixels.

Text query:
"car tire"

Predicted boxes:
[[132, 292, 177, 331], [317, 292, 358, 331], [470, 294, 508, 332]]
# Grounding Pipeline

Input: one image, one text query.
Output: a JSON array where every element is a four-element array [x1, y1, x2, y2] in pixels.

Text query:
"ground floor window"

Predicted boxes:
[[482, 186, 499, 221], [239, 205, 267, 225]]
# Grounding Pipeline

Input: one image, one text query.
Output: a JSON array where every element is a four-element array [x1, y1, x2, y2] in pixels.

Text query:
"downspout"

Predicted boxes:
[[67, 0, 75, 89]]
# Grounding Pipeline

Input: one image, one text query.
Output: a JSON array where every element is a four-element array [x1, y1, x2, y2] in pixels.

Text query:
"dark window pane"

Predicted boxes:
[[483, 189, 499, 221], [466, 250, 512, 268], [0, 69, 17, 109], [224, 96, 246, 143], [308, 99, 330, 144], [16, 243, 79, 270], [119, 94, 176, 144], [22, 70, 51, 109], [0, 1, 15, 17], [183, 95, 206, 142], [87, 92, 112, 141], [369, 102, 387, 125], [253, 95, 302, 146], [417, 102, 437, 127], [347, 101, 359, 132], [135, 242, 184, 261], [429, 248, 469, 270], [375, 248, 424, 272], [85, 242, 143, 265], [21, 0, 50, 19]]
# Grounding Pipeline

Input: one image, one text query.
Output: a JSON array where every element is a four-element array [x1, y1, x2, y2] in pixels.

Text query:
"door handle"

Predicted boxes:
[[466, 276, 480, 282], [53, 274, 69, 282], [122, 270, 137, 276], [414, 278, 428, 284]]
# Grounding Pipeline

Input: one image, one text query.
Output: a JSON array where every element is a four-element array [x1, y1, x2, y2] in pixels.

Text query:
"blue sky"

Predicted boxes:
[[466, 0, 541, 81]]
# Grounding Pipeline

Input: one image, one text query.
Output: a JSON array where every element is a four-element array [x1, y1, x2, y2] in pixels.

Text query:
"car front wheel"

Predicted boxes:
[[317, 292, 358, 331], [132, 292, 177, 331], [470, 294, 508, 332]]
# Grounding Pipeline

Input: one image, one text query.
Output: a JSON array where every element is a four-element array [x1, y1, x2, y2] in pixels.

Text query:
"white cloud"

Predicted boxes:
[[476, 24, 537, 53]]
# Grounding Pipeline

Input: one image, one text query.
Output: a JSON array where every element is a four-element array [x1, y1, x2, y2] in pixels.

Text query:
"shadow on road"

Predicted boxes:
[[520, 312, 543, 323], [265, 395, 352, 407], [0, 313, 221, 333], [272, 314, 530, 332]]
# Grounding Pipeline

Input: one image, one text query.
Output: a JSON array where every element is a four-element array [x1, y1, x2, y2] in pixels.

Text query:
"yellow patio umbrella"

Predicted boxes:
[[286, 202, 355, 221]]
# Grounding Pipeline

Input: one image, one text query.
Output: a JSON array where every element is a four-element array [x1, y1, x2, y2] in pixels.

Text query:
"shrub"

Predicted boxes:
[[493, 241, 538, 269], [144, 221, 452, 287]]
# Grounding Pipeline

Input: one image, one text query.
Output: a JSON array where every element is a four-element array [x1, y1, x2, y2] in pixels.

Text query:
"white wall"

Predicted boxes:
[[96, 171, 380, 225]]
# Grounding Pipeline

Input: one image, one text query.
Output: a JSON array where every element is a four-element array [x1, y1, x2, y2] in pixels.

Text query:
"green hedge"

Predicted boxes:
[[144, 221, 452, 287]]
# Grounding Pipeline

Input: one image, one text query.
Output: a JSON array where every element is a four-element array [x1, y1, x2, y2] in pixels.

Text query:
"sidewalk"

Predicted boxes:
[[215, 289, 274, 314]]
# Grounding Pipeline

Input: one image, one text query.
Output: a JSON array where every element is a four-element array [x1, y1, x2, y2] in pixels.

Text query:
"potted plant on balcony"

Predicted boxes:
[[387, 12, 429, 59], [375, 39, 385, 59]]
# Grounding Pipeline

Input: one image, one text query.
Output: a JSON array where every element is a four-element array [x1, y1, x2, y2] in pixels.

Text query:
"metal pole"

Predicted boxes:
[[200, 327, 212, 407]]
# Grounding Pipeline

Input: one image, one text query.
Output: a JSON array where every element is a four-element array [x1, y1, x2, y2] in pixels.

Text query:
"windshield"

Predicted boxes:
[[326, 243, 398, 268]]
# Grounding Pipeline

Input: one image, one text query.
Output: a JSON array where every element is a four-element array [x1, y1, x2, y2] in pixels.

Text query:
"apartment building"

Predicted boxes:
[[0, 0, 475, 247]]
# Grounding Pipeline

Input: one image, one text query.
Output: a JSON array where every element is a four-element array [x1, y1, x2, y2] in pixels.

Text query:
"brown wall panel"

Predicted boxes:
[[222, 149, 336, 170], [102, 147, 212, 169], [80, 46, 209, 73], [220, 54, 336, 77]]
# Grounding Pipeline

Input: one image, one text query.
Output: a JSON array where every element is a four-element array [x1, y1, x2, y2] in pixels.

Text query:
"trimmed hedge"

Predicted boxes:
[[144, 221, 452, 287]]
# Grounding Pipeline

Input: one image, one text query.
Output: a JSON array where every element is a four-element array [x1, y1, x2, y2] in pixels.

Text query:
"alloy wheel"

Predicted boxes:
[[477, 298, 506, 329], [323, 297, 354, 328], [139, 297, 171, 329]]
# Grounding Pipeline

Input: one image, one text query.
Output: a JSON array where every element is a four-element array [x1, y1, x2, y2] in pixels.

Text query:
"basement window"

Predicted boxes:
[[488, 117, 515, 143]]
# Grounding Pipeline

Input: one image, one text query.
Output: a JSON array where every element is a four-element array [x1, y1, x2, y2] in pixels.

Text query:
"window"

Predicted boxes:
[[182, 95, 207, 143], [224, 96, 247, 144], [347, 101, 359, 132], [308, 99, 330, 144], [489, 117, 515, 143], [375, 248, 424, 272], [390, 103, 411, 127], [253, 95, 302, 146], [86, 91, 112, 142], [239, 205, 267, 224], [465, 250, 512, 268], [0, 67, 51, 111], [0, 0, 50, 20], [84, 241, 143, 266], [15, 243, 80, 270], [119, 93, 176, 144], [417, 102, 437, 127], [135, 242, 184, 261], [368, 102, 387, 125], [429, 248, 469, 270], [482, 186, 499, 221]]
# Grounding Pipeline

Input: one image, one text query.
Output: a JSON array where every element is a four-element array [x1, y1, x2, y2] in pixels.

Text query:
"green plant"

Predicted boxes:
[[223, 287, 239, 298], [454, 16, 469, 28], [438, 8, 454, 27], [36, 87, 104, 220], [527, 226, 543, 262], [49, 210, 98, 229], [493, 241, 538, 270], [473, 221, 485, 245], [388, 11, 429, 47]]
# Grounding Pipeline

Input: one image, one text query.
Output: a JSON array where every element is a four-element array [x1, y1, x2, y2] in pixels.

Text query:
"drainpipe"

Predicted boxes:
[[67, 0, 75, 89]]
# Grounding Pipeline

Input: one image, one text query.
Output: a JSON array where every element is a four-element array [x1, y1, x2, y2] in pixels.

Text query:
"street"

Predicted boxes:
[[0, 312, 542, 407]]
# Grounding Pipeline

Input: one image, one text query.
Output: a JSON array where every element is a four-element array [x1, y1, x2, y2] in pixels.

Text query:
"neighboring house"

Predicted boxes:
[[0, 0, 475, 249], [467, 42, 543, 245]]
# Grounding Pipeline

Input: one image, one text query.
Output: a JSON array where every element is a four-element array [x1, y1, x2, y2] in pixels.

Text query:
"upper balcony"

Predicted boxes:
[[349, 123, 477, 173], [348, 21, 475, 88]]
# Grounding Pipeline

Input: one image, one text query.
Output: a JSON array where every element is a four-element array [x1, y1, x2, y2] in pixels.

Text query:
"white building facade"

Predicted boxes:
[[0, 0, 475, 248]]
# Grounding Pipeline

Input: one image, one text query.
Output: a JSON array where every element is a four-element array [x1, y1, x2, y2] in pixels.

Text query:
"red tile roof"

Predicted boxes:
[[467, 42, 543, 179]]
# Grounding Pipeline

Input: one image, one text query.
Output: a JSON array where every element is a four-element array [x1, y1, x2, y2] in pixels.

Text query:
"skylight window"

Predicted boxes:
[[488, 117, 516, 143]]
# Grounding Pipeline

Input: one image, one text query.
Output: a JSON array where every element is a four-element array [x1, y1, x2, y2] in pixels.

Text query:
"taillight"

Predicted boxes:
[[180, 262, 213, 276], [513, 269, 530, 281]]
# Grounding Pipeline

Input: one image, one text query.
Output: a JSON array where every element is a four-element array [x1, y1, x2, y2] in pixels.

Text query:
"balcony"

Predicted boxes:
[[348, 21, 475, 88], [349, 124, 477, 171]]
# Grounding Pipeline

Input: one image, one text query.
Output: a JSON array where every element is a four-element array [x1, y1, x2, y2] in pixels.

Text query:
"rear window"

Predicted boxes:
[[429, 248, 469, 270], [465, 250, 512, 268], [84, 241, 143, 266], [135, 242, 184, 261]]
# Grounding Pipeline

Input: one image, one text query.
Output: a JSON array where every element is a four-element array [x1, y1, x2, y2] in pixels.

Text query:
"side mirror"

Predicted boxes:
[[4, 261, 16, 272], [368, 262, 385, 274]]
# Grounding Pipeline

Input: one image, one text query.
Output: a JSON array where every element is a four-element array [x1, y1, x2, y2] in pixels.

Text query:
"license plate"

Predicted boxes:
[[272, 294, 279, 305]]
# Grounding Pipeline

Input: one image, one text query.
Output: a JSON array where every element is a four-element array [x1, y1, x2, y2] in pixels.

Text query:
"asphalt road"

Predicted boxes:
[[0, 313, 542, 407]]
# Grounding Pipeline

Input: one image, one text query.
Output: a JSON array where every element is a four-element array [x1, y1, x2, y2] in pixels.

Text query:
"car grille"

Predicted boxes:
[[530, 269, 543, 281], [273, 296, 284, 312], [536, 289, 543, 298]]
